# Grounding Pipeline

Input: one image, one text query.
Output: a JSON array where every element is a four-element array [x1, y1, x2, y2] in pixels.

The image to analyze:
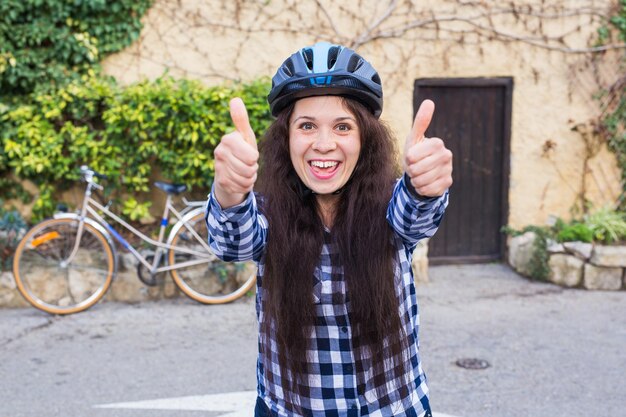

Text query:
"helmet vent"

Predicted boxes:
[[347, 54, 364, 73], [302, 48, 314, 70], [327, 46, 340, 69], [284, 58, 294, 76]]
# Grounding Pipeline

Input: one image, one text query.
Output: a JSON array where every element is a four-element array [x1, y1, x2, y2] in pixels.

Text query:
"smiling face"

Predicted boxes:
[[289, 96, 361, 197]]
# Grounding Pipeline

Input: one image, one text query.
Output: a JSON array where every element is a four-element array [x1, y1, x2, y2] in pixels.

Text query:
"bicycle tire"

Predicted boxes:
[[13, 217, 114, 315], [168, 211, 257, 304]]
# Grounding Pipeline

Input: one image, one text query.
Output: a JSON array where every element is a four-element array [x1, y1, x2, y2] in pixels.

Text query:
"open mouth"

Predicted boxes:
[[309, 160, 341, 179]]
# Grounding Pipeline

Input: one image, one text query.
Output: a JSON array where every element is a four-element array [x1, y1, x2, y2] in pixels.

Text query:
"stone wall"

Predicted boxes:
[[0, 253, 183, 309], [0, 247, 430, 309], [509, 232, 626, 291]]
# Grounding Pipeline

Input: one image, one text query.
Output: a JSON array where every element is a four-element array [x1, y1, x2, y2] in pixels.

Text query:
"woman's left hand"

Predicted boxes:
[[403, 99, 453, 198]]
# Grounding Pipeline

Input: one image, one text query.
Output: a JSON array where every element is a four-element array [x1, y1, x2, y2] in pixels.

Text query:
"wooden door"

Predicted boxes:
[[413, 78, 512, 264]]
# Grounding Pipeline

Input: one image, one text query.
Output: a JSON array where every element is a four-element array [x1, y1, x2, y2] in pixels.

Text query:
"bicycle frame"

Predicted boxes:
[[63, 176, 213, 275]]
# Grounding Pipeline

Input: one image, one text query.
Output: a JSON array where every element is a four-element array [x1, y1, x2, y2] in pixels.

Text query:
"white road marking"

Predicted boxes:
[[94, 390, 255, 417], [94, 390, 461, 417]]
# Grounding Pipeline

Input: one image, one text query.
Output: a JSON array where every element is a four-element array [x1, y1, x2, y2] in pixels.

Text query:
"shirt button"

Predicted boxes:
[[341, 326, 348, 333], [345, 364, 353, 373]]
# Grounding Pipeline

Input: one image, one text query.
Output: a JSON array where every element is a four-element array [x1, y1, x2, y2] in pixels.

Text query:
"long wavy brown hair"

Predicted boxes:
[[256, 97, 409, 411]]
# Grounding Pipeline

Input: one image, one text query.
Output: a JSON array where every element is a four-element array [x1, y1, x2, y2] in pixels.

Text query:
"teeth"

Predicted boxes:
[[311, 161, 338, 168]]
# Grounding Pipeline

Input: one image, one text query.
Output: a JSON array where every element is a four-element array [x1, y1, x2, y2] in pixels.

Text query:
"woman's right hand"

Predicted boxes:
[[212, 97, 259, 208]]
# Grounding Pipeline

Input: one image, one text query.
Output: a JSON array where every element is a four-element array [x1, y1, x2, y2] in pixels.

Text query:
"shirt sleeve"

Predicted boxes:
[[205, 187, 268, 263], [386, 175, 449, 251]]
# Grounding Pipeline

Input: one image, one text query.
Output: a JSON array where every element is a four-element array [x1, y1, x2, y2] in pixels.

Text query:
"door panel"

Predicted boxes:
[[413, 78, 512, 263]]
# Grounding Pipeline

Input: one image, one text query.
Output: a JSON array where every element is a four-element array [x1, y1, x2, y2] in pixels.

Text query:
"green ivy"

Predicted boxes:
[[503, 225, 551, 281], [0, 0, 153, 97], [597, 0, 626, 209], [611, 0, 626, 42], [1, 74, 272, 222], [604, 88, 626, 209]]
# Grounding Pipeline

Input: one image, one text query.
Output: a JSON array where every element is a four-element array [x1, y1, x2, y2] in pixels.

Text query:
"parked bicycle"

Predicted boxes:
[[12, 166, 256, 315]]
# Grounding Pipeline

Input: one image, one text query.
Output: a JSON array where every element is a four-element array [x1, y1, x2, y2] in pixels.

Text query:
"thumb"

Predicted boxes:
[[410, 99, 435, 145], [229, 97, 257, 149]]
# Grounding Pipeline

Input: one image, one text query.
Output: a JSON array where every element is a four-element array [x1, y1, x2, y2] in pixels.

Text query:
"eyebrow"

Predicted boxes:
[[291, 116, 356, 125]]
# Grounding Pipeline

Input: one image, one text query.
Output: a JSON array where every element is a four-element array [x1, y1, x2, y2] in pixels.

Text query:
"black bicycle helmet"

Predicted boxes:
[[268, 42, 383, 118]]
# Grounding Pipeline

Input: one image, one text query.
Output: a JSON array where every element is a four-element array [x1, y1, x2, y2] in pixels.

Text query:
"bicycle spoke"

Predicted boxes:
[[14, 218, 114, 314], [168, 211, 257, 304]]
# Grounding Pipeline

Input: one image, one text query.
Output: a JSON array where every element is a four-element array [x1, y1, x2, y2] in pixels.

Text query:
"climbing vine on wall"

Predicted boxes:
[[596, 0, 626, 209], [0, 0, 153, 97], [116, 1, 626, 86]]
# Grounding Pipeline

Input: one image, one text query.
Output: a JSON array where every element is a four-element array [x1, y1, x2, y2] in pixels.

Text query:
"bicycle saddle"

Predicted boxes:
[[154, 181, 187, 195]]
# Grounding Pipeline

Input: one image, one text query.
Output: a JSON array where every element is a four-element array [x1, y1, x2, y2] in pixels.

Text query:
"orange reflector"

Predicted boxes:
[[30, 231, 60, 248]]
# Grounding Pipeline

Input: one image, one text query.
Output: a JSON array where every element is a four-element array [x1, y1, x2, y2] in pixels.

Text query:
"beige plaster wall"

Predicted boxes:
[[102, 0, 623, 229]]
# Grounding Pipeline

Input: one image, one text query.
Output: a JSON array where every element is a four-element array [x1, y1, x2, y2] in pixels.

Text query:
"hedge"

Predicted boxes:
[[0, 74, 272, 221]]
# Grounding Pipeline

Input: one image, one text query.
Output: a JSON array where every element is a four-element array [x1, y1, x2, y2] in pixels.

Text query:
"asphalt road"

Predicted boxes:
[[1, 264, 624, 417]]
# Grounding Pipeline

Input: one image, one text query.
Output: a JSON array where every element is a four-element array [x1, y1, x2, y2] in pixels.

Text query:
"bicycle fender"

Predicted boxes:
[[165, 207, 206, 247]]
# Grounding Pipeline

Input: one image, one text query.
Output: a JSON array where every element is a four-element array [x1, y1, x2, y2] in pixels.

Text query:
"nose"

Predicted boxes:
[[311, 130, 337, 153]]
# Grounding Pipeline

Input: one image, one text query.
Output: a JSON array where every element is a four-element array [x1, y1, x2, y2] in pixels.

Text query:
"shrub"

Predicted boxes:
[[556, 222, 594, 243], [0, 200, 27, 272], [0, 74, 273, 222], [585, 207, 626, 244]]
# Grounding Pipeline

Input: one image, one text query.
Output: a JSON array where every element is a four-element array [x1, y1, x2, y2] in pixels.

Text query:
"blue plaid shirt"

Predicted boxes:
[[206, 176, 448, 417]]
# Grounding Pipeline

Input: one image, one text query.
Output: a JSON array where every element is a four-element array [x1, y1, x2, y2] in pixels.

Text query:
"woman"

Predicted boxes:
[[206, 42, 452, 417]]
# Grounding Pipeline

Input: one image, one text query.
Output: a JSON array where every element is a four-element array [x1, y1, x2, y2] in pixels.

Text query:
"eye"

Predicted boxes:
[[335, 123, 352, 132], [299, 121, 315, 130]]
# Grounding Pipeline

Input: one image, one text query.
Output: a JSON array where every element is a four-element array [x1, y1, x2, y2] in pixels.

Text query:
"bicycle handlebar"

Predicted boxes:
[[80, 165, 108, 181]]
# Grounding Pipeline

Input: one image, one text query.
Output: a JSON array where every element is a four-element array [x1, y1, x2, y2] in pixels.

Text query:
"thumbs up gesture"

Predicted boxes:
[[404, 100, 453, 198], [213, 97, 260, 208]]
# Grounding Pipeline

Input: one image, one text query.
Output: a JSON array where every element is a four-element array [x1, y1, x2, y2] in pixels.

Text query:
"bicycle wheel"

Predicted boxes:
[[13, 217, 114, 315], [168, 211, 257, 304]]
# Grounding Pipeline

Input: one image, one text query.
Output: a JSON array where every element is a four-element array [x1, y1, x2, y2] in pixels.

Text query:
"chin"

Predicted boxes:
[[309, 184, 343, 195]]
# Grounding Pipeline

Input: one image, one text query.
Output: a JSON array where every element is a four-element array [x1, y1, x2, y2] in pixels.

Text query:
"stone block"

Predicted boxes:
[[145, 274, 178, 300], [583, 264, 622, 291], [547, 239, 565, 254], [108, 270, 147, 303], [0, 271, 29, 308], [412, 239, 429, 284], [119, 253, 139, 272], [548, 254, 583, 287], [0, 271, 16, 290], [508, 231, 536, 277], [563, 241, 593, 260], [590, 245, 626, 267]]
